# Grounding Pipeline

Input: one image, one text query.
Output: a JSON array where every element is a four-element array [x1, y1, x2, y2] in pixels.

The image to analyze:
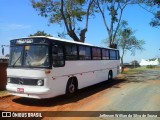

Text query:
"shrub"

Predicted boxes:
[[146, 65, 156, 68]]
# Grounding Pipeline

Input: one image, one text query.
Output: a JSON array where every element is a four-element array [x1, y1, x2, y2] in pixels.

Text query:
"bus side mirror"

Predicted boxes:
[[53, 45, 58, 54]]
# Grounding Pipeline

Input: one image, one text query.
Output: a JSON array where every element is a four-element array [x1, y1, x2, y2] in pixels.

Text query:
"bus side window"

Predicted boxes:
[[65, 44, 78, 60], [52, 45, 65, 67], [110, 50, 116, 60], [79, 46, 91, 60], [102, 49, 109, 60], [92, 47, 101, 60]]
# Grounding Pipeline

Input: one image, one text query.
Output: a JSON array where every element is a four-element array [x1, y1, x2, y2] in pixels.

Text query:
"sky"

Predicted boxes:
[[0, 0, 159, 63]]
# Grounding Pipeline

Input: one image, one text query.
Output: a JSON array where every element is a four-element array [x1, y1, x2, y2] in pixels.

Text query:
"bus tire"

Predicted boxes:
[[65, 77, 78, 97], [108, 70, 113, 81]]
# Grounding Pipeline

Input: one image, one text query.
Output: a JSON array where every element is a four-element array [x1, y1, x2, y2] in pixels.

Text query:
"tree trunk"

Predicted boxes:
[[80, 28, 87, 43], [120, 49, 125, 73], [68, 30, 80, 42]]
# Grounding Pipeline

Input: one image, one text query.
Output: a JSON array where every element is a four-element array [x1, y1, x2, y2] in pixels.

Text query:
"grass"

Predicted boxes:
[[122, 66, 151, 75], [0, 90, 8, 97], [122, 66, 160, 75]]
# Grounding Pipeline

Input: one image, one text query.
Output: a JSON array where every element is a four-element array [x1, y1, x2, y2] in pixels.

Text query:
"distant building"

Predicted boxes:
[[140, 58, 159, 66]]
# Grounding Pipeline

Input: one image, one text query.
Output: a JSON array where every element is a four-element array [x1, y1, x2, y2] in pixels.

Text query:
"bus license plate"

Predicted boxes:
[[17, 88, 24, 93]]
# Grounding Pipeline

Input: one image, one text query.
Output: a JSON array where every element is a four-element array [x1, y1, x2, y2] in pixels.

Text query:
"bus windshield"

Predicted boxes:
[[10, 46, 23, 66], [9, 45, 49, 67]]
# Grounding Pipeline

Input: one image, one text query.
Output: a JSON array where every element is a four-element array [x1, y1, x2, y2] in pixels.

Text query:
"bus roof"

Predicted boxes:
[[16, 36, 117, 50], [31, 36, 92, 46]]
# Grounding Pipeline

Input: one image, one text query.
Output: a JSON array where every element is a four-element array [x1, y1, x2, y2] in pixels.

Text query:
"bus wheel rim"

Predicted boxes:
[[69, 84, 75, 93]]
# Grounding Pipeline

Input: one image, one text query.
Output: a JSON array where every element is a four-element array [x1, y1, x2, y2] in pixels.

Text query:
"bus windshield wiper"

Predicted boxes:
[[12, 52, 22, 67]]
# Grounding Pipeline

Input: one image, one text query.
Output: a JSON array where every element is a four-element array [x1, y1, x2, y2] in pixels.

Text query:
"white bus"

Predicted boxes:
[[6, 36, 120, 99]]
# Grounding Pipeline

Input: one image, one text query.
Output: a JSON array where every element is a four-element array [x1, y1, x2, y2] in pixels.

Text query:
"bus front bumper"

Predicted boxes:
[[6, 84, 52, 99]]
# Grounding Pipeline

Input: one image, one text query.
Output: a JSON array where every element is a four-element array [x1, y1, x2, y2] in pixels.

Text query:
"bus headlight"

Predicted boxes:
[[37, 80, 44, 86], [7, 78, 11, 83]]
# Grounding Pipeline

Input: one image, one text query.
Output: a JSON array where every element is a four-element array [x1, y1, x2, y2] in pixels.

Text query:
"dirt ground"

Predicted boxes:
[[0, 69, 160, 120]]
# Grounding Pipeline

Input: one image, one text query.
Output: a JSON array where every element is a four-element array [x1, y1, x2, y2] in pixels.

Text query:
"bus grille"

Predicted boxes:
[[9, 78, 39, 86]]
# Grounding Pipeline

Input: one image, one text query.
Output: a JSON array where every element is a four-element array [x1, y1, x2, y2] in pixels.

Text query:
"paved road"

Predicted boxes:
[[0, 69, 160, 120]]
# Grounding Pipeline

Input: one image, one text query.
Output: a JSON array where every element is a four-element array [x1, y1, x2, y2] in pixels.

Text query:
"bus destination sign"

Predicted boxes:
[[16, 39, 33, 44], [11, 38, 49, 45]]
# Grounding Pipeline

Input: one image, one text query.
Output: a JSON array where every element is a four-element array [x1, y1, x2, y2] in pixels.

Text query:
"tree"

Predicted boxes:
[[149, 0, 160, 28], [29, 30, 52, 37], [5, 54, 10, 57], [150, 11, 160, 28], [115, 21, 145, 66], [95, 0, 135, 48], [131, 60, 140, 67], [138, 0, 160, 28], [31, 0, 95, 42]]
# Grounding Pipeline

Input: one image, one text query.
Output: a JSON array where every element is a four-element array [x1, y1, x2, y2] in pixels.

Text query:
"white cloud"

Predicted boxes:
[[0, 23, 31, 31], [7, 24, 31, 29]]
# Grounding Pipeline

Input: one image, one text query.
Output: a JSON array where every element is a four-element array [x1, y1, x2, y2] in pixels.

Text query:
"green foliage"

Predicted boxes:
[[116, 20, 145, 55], [31, 0, 95, 42], [29, 31, 52, 37], [131, 60, 140, 66], [141, 0, 160, 28], [148, 58, 160, 62], [121, 67, 146, 74], [101, 20, 145, 65], [146, 65, 156, 68], [5, 54, 9, 57], [150, 11, 160, 27], [115, 20, 145, 65], [95, 0, 133, 47], [154, 0, 160, 5]]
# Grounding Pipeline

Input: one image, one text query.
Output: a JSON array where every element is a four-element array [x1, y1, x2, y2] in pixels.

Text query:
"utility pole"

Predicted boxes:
[[1, 45, 10, 56]]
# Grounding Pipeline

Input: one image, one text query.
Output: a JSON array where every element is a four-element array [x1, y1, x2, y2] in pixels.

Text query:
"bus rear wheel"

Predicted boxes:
[[66, 77, 77, 97], [108, 70, 113, 81]]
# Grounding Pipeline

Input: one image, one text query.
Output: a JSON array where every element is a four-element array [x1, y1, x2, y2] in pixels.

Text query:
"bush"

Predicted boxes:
[[146, 65, 156, 68]]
